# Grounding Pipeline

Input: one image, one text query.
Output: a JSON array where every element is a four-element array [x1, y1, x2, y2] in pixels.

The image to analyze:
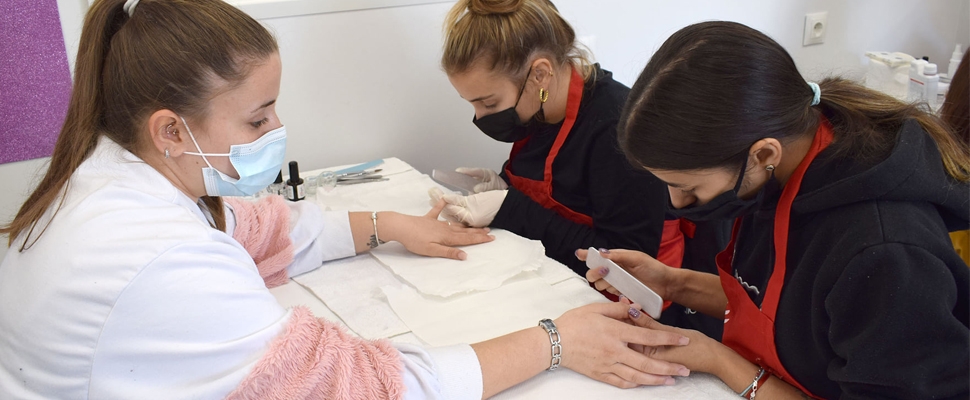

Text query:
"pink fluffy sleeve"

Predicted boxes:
[[225, 196, 294, 288], [226, 306, 405, 400]]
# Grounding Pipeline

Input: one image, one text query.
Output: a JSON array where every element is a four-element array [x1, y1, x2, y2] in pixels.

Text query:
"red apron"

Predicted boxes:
[[504, 68, 686, 271], [717, 118, 834, 399]]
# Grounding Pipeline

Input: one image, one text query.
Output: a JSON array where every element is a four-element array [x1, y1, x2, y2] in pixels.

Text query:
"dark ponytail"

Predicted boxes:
[[619, 21, 969, 183]]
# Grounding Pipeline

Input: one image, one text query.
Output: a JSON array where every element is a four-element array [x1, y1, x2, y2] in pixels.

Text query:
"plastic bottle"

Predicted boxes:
[[923, 63, 940, 109], [908, 58, 930, 103], [285, 161, 305, 202], [947, 44, 964, 81]]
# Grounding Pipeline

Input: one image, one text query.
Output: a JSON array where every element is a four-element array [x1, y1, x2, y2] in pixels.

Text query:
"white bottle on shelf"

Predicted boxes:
[[923, 63, 940, 109]]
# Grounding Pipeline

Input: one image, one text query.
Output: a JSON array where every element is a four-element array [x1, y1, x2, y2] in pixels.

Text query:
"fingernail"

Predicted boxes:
[[574, 249, 581, 258], [598, 247, 610, 254], [678, 367, 690, 377], [664, 377, 676, 386], [458, 252, 467, 260], [598, 266, 609, 276], [628, 307, 641, 319], [679, 336, 689, 345], [483, 228, 490, 232]]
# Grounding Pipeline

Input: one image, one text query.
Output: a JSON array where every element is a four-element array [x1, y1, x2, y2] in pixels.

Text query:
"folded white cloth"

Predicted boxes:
[[372, 229, 544, 297]]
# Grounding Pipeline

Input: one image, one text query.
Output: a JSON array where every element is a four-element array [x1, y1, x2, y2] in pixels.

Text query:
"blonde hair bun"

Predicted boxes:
[[468, 0, 526, 15]]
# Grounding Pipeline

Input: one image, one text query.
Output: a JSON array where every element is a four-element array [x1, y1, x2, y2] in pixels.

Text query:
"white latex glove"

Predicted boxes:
[[456, 167, 508, 193], [430, 189, 507, 228]]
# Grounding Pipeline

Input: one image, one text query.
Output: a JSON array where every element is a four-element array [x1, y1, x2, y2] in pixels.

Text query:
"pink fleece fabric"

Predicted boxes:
[[226, 306, 405, 400], [225, 196, 294, 288]]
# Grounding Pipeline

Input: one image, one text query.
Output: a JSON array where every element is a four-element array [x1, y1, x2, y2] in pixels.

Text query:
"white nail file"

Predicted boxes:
[[585, 247, 664, 319]]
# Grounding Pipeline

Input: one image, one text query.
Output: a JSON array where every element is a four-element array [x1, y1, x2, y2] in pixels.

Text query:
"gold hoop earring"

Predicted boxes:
[[539, 88, 549, 103]]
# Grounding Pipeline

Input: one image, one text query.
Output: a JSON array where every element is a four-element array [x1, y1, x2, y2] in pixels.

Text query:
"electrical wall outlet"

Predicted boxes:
[[803, 12, 828, 46]]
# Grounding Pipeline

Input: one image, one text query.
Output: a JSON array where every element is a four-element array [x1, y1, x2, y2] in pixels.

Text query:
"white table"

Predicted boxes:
[[270, 158, 737, 399]]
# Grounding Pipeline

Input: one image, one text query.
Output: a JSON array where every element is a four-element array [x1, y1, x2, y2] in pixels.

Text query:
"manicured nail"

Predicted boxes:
[[598, 247, 610, 254], [598, 266, 609, 276], [458, 252, 467, 260], [574, 249, 581, 258], [679, 336, 689, 345], [664, 377, 676, 386], [628, 307, 641, 319], [678, 367, 690, 377]]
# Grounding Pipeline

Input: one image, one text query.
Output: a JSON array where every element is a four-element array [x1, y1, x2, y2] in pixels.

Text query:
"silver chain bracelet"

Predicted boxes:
[[537, 319, 562, 371]]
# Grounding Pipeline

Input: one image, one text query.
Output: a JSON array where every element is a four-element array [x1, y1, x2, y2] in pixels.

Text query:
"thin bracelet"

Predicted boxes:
[[537, 319, 562, 371], [739, 367, 768, 399], [368, 212, 386, 249]]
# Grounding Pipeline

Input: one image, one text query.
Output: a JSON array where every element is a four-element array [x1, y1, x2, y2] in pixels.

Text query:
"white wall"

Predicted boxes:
[[1, 0, 967, 260]]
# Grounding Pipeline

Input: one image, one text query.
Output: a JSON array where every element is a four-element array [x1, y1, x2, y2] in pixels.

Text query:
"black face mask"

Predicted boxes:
[[472, 71, 537, 143], [668, 159, 777, 222]]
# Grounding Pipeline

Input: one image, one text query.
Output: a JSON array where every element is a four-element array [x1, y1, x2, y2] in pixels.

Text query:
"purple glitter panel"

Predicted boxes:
[[0, 0, 73, 164]]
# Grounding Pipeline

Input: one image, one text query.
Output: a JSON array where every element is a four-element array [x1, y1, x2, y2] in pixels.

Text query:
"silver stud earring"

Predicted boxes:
[[164, 149, 170, 159], [765, 164, 775, 171]]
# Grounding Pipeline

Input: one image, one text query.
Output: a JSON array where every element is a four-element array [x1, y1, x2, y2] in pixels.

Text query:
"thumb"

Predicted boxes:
[[425, 199, 446, 219], [440, 193, 467, 207], [444, 204, 474, 226]]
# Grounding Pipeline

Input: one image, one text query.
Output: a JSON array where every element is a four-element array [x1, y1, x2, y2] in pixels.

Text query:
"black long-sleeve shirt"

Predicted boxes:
[[492, 66, 668, 275]]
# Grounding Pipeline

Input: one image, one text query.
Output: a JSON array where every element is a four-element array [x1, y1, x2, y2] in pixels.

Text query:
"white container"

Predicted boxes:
[[864, 51, 914, 100], [908, 59, 930, 103]]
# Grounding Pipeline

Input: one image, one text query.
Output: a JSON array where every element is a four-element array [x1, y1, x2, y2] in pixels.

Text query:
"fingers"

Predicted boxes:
[[585, 264, 609, 284], [428, 187, 445, 204], [617, 320, 690, 348], [610, 362, 678, 386], [472, 183, 490, 194], [575, 248, 589, 261], [596, 372, 641, 389], [422, 243, 467, 260], [443, 204, 475, 226], [440, 230, 495, 247], [616, 350, 690, 381], [455, 167, 487, 180]]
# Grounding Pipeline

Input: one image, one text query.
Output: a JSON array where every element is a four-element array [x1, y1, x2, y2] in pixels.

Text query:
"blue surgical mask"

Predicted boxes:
[[181, 116, 287, 197]]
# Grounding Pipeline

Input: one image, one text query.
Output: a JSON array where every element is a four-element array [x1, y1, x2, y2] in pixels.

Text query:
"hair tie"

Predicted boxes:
[[123, 0, 141, 17], [807, 82, 821, 106]]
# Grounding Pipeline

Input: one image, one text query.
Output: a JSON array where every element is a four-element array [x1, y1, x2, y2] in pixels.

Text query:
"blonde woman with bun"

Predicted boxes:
[[434, 0, 727, 340]]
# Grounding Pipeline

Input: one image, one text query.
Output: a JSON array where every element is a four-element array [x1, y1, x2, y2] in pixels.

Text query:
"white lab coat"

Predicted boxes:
[[0, 137, 482, 399]]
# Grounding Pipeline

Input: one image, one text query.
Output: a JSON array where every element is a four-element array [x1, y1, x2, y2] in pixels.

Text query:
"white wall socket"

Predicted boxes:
[[803, 12, 828, 46]]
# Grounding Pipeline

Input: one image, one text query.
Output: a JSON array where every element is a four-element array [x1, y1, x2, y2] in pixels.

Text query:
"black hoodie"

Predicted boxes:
[[730, 120, 969, 399]]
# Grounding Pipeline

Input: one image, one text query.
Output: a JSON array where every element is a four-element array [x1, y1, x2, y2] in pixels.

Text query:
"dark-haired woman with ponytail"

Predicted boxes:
[[0, 0, 696, 398], [583, 21, 970, 399], [433, 0, 727, 339]]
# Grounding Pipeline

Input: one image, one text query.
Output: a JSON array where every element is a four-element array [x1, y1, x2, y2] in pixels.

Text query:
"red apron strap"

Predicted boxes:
[[717, 117, 835, 399], [504, 68, 592, 226]]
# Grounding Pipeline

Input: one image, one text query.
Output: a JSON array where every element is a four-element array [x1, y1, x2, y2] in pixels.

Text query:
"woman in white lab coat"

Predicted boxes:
[[0, 0, 692, 398]]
